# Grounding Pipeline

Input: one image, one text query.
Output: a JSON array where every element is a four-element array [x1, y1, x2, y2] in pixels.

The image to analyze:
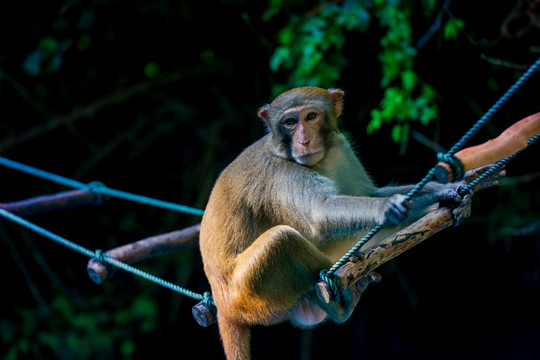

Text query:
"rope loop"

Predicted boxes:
[[437, 152, 465, 180], [319, 270, 342, 302], [202, 291, 217, 314], [94, 249, 105, 263], [87, 181, 107, 204]]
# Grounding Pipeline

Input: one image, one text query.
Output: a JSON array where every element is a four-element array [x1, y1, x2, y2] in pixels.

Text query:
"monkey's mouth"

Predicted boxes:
[[295, 150, 324, 165]]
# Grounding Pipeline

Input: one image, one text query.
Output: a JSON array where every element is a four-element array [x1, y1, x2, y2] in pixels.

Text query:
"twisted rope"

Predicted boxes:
[[0, 206, 214, 307], [0, 156, 204, 216]]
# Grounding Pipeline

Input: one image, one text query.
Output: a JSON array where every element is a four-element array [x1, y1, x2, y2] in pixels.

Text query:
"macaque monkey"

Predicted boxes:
[[200, 87, 465, 360]]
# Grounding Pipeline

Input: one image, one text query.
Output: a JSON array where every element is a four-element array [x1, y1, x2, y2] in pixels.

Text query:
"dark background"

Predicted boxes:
[[1, 0, 539, 359]]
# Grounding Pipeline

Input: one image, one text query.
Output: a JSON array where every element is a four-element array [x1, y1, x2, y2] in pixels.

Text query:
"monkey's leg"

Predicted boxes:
[[231, 225, 362, 326], [217, 225, 331, 360], [231, 225, 332, 323]]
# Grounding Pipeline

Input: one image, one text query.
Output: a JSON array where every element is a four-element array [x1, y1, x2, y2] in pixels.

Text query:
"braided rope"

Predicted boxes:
[[437, 153, 465, 180], [319, 270, 342, 301], [0, 206, 214, 307], [0, 156, 204, 216]]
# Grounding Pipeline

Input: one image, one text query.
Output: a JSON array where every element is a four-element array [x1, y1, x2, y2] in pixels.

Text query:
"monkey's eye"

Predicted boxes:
[[283, 117, 298, 126], [306, 112, 317, 120]]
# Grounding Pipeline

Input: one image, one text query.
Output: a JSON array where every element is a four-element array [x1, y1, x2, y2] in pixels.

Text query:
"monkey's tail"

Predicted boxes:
[[218, 316, 251, 360]]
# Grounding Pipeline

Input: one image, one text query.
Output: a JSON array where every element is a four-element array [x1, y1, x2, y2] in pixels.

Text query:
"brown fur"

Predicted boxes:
[[199, 87, 463, 359]]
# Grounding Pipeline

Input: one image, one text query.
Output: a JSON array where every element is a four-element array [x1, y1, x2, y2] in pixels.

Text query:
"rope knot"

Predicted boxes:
[[319, 270, 342, 302], [202, 291, 217, 315], [94, 249, 105, 263], [87, 181, 107, 204], [437, 152, 465, 180]]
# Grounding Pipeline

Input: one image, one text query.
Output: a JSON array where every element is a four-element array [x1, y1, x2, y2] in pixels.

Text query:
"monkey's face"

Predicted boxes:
[[278, 105, 327, 166], [258, 87, 344, 167]]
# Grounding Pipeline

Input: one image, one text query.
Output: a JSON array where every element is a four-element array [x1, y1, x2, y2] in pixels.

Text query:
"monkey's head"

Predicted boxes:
[[258, 87, 344, 166]]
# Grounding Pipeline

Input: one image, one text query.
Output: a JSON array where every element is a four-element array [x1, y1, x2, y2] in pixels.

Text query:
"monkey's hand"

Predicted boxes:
[[432, 181, 465, 203], [450, 164, 505, 225], [452, 189, 472, 225], [383, 194, 413, 225]]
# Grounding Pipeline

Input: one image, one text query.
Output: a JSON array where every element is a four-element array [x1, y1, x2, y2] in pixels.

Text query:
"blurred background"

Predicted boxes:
[[1, 0, 539, 359]]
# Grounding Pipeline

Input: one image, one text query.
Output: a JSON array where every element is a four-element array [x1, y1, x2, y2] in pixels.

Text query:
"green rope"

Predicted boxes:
[[436, 153, 465, 180], [0, 156, 214, 315], [0, 206, 214, 307], [0, 156, 205, 216], [319, 270, 342, 301]]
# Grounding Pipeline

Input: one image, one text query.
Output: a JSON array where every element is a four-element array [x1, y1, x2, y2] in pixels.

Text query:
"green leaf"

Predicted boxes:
[[392, 124, 402, 142], [39, 36, 59, 53], [420, 105, 437, 125], [144, 62, 161, 79], [199, 49, 215, 64], [77, 33, 91, 51], [278, 26, 295, 45], [401, 69, 417, 92], [367, 109, 383, 134], [121, 340, 136, 358], [443, 18, 465, 40], [269, 46, 290, 71]]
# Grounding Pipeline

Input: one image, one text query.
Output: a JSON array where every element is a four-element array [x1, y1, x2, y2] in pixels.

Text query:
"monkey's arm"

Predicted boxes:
[[312, 195, 389, 236], [374, 181, 463, 201], [312, 181, 465, 237]]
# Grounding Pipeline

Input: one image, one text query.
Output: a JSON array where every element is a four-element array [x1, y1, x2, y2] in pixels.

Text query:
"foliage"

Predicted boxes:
[[265, 0, 468, 143], [267, 0, 370, 91], [1, 287, 157, 359]]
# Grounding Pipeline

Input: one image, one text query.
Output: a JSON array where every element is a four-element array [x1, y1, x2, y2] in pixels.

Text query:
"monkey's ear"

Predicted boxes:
[[328, 88, 344, 117], [258, 104, 272, 132]]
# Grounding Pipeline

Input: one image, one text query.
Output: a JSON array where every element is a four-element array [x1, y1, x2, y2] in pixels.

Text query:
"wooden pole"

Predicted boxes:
[[192, 301, 217, 327], [0, 189, 108, 217], [435, 111, 540, 183], [315, 164, 501, 304], [86, 223, 200, 284], [316, 206, 457, 303]]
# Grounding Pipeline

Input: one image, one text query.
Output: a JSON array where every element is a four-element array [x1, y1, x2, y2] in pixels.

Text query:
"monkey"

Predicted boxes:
[[199, 87, 467, 360]]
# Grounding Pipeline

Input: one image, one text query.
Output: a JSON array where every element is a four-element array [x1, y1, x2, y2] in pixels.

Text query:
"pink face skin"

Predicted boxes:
[[280, 105, 326, 166]]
